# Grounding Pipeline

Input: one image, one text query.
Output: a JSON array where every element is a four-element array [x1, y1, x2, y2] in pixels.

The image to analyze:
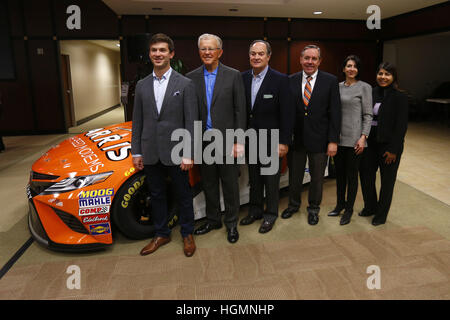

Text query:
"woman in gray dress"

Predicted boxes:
[[328, 55, 373, 225]]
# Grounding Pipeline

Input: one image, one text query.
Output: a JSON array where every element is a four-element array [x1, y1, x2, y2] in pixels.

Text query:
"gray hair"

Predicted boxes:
[[249, 40, 272, 56], [301, 45, 321, 58], [198, 33, 223, 50]]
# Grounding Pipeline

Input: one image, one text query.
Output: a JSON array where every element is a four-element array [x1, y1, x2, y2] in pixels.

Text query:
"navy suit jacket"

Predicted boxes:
[[241, 67, 295, 147], [289, 70, 341, 153]]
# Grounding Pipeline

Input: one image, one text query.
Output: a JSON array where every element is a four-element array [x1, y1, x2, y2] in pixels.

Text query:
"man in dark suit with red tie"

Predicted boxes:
[[240, 40, 294, 233], [281, 45, 341, 225]]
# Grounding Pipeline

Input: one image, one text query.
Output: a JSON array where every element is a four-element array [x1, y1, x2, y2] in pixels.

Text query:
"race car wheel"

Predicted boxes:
[[111, 171, 179, 240]]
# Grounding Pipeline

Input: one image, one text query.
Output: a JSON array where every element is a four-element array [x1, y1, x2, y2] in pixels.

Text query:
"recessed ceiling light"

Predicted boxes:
[[116, 44, 120, 47], [313, 11, 323, 15], [229, 8, 238, 12]]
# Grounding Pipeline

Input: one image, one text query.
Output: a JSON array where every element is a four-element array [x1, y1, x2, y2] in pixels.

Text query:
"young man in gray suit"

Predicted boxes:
[[131, 33, 198, 257], [186, 33, 247, 244]]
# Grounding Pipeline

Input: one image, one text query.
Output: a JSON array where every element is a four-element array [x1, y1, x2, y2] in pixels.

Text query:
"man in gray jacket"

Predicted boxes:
[[131, 33, 198, 257], [186, 33, 246, 244]]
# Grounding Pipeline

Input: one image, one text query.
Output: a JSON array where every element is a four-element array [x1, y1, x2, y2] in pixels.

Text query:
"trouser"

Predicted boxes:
[[200, 161, 240, 229], [248, 158, 282, 223], [334, 146, 362, 211], [144, 162, 194, 238], [287, 147, 328, 214], [359, 138, 403, 223]]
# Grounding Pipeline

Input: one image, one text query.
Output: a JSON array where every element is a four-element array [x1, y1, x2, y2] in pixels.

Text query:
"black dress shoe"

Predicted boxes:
[[308, 212, 319, 225], [358, 209, 375, 217], [339, 210, 353, 225], [371, 218, 385, 226], [227, 227, 239, 243], [194, 222, 222, 235], [281, 207, 298, 219], [240, 214, 262, 226], [258, 220, 274, 234], [328, 206, 344, 217]]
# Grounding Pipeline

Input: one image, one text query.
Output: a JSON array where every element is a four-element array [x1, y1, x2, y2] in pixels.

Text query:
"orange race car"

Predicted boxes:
[[27, 121, 312, 252]]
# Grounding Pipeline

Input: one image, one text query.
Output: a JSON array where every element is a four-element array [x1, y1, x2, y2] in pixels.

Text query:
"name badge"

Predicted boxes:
[[263, 94, 273, 99]]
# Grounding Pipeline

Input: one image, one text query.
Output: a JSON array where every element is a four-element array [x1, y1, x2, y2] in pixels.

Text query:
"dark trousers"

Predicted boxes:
[[248, 158, 282, 223], [0, 136, 4, 151], [334, 146, 362, 211], [200, 161, 240, 229], [359, 138, 403, 223], [287, 147, 328, 214], [144, 163, 194, 238]]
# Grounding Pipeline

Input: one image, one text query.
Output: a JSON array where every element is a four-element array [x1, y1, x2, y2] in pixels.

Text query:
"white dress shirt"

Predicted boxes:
[[302, 70, 318, 101]]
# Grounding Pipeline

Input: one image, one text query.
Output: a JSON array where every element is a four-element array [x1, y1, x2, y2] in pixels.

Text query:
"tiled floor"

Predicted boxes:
[[0, 112, 449, 300]]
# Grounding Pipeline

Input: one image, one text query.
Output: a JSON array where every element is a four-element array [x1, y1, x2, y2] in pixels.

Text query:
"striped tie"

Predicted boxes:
[[303, 76, 312, 107]]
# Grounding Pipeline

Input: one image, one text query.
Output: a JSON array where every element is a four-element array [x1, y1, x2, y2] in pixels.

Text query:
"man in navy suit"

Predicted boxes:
[[240, 40, 295, 233], [281, 45, 341, 225]]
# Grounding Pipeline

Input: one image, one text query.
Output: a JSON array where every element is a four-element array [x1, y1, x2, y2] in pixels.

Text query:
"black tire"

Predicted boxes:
[[111, 171, 179, 240]]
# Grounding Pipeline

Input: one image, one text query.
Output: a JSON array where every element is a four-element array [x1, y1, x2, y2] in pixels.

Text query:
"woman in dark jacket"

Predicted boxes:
[[359, 62, 409, 225]]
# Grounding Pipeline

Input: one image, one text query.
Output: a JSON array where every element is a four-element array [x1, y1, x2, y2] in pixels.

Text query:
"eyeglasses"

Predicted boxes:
[[199, 48, 220, 52]]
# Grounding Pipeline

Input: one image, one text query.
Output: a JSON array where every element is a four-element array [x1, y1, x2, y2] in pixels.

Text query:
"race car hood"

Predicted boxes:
[[32, 122, 133, 179]]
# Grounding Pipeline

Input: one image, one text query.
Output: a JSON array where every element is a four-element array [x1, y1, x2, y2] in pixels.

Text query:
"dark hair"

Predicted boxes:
[[249, 40, 272, 56], [377, 61, 399, 89], [149, 33, 175, 52], [342, 55, 362, 80]]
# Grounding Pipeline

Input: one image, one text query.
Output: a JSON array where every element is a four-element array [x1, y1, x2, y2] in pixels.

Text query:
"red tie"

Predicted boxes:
[[303, 76, 312, 107]]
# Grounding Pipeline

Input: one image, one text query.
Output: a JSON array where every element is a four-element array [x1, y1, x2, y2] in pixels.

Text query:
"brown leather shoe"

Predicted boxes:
[[183, 234, 196, 257], [140, 236, 171, 256]]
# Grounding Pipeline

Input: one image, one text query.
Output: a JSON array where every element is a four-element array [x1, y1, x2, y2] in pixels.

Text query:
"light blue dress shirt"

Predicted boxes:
[[153, 67, 172, 114], [251, 66, 269, 108], [203, 65, 218, 130]]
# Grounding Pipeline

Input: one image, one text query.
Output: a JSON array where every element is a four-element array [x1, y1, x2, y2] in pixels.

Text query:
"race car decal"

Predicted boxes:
[[85, 128, 132, 162], [79, 188, 114, 198], [78, 206, 110, 216], [89, 223, 111, 235], [82, 214, 109, 224], [78, 188, 114, 208], [121, 175, 146, 208], [70, 136, 105, 173]]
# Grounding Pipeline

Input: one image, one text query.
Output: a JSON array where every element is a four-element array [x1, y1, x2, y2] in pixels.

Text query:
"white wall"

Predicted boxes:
[[60, 40, 121, 123], [383, 32, 450, 102]]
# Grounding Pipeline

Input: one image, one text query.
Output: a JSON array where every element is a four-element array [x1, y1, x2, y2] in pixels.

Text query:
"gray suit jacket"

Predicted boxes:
[[131, 70, 198, 166], [186, 63, 247, 146], [338, 80, 373, 147]]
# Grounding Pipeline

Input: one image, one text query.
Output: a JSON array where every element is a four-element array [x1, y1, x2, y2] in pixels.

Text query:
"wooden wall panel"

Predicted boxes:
[[23, 0, 53, 37], [121, 15, 147, 36], [291, 19, 373, 40], [0, 40, 34, 132], [7, 0, 24, 37], [267, 19, 289, 39], [28, 39, 64, 131], [222, 39, 252, 72]]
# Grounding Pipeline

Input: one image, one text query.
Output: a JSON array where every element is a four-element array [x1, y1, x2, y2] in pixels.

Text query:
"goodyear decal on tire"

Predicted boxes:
[[121, 175, 146, 208]]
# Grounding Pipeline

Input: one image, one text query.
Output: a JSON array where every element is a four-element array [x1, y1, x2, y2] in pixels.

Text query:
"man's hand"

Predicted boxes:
[[278, 144, 289, 158], [383, 151, 397, 165], [232, 143, 245, 158], [132, 156, 144, 171], [354, 135, 366, 155], [180, 158, 194, 171], [327, 142, 338, 157]]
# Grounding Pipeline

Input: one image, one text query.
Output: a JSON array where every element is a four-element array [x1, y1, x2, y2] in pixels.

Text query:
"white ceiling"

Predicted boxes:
[[102, 0, 446, 20]]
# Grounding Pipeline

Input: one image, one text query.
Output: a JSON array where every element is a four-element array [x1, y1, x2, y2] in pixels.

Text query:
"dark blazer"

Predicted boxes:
[[289, 70, 341, 153], [186, 63, 247, 138], [131, 70, 198, 166], [372, 86, 408, 154], [241, 67, 295, 146]]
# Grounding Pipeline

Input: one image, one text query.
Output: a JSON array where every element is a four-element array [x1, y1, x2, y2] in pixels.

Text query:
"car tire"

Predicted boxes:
[[111, 171, 179, 240]]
